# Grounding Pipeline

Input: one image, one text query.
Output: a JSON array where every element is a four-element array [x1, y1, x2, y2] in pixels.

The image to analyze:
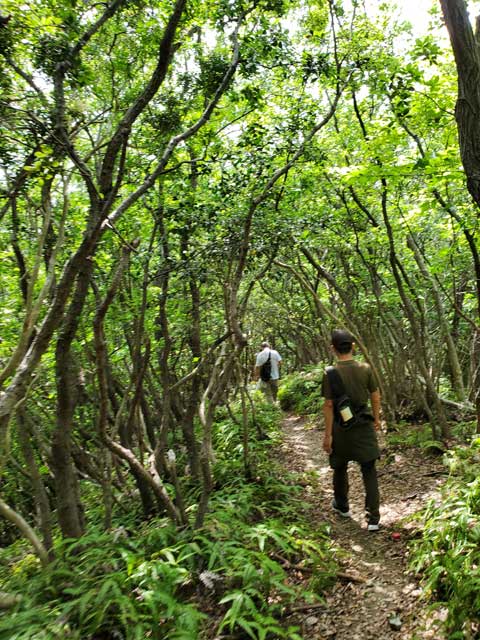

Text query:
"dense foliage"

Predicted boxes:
[[0, 0, 480, 637], [278, 367, 325, 417], [0, 403, 336, 639]]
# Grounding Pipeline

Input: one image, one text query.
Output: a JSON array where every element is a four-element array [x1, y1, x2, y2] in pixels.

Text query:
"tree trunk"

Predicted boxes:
[[380, 181, 450, 439], [16, 409, 54, 557], [153, 204, 173, 479], [440, 0, 480, 207], [0, 496, 49, 566], [472, 329, 480, 432], [93, 245, 180, 523], [406, 233, 466, 400], [50, 261, 93, 539], [180, 222, 202, 480]]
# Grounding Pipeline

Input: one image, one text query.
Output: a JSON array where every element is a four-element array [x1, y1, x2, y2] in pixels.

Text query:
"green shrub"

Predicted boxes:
[[409, 437, 480, 639], [0, 524, 204, 640], [0, 499, 335, 640], [278, 366, 324, 415], [0, 403, 336, 640], [386, 421, 447, 455]]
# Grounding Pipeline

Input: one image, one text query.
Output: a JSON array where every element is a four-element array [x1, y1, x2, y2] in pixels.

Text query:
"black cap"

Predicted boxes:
[[331, 329, 354, 349]]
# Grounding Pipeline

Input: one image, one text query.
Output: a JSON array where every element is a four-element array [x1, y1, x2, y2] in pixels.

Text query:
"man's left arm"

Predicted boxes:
[[253, 352, 265, 381]]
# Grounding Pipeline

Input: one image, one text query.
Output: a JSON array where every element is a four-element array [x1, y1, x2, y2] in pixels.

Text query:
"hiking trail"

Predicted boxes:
[[279, 414, 447, 640]]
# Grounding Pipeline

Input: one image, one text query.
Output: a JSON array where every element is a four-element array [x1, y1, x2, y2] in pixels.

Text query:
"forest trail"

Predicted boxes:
[[279, 414, 447, 640]]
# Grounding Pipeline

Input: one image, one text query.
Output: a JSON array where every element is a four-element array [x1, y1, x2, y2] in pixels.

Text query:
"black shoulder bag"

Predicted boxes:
[[260, 351, 272, 381], [325, 366, 358, 429]]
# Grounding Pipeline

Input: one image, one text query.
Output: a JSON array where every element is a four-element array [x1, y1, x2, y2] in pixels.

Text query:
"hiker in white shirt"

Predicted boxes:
[[254, 341, 282, 402]]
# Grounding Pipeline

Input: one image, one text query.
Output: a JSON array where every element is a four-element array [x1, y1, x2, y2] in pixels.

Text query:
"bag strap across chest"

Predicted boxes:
[[326, 365, 356, 426], [325, 366, 346, 399]]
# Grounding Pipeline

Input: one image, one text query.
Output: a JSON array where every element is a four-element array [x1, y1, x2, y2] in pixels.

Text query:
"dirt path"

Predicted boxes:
[[279, 414, 447, 640]]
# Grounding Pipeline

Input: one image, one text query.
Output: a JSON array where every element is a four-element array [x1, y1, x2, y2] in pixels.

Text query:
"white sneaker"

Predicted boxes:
[[332, 500, 351, 518], [367, 523, 380, 532]]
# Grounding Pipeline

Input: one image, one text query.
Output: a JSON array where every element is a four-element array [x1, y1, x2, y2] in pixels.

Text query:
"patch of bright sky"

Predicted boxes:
[[367, 0, 480, 41], [369, 0, 436, 36]]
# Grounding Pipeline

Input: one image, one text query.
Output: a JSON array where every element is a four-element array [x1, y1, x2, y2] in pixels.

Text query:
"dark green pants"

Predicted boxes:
[[332, 459, 380, 525], [259, 379, 279, 402]]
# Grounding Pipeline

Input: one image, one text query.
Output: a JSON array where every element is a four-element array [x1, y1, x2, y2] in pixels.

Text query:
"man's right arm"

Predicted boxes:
[[371, 389, 381, 431], [322, 399, 334, 454]]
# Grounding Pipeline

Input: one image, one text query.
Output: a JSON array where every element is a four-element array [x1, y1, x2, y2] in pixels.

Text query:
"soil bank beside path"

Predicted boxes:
[[279, 414, 447, 640]]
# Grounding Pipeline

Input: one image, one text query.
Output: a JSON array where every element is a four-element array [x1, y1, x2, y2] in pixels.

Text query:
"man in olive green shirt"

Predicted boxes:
[[321, 329, 382, 531]]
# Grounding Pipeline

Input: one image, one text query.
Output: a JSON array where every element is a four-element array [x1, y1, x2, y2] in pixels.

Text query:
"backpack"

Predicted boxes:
[[260, 351, 272, 381]]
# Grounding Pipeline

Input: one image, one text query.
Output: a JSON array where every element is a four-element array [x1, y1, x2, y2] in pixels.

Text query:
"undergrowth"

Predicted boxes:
[[0, 401, 336, 640], [386, 420, 447, 454], [278, 366, 324, 416], [409, 436, 480, 639]]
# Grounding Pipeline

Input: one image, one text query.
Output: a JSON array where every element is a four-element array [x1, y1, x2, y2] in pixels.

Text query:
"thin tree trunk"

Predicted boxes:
[[102, 449, 113, 531], [178, 195, 202, 479], [16, 409, 54, 557], [50, 260, 93, 539], [154, 203, 173, 478], [236, 360, 251, 478], [380, 181, 450, 439], [472, 329, 480, 433], [0, 496, 49, 566], [195, 345, 235, 528], [406, 233, 465, 400], [93, 245, 181, 524]]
